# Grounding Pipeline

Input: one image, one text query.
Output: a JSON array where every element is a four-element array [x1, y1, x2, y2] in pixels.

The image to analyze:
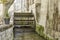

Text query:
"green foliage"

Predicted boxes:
[[36, 24, 53, 40], [36, 24, 44, 36]]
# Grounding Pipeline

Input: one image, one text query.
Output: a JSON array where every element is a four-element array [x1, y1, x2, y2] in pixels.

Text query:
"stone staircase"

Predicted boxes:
[[13, 12, 36, 32]]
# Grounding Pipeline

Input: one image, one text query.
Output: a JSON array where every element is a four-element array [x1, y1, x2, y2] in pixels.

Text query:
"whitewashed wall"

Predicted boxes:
[[14, 0, 28, 12]]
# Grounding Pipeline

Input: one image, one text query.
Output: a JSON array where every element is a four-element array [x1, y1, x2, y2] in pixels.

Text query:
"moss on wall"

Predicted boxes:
[[36, 24, 53, 40], [36, 24, 44, 36]]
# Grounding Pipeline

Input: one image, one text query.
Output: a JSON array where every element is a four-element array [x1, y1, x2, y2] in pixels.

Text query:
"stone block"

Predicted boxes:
[[1, 31, 6, 40]]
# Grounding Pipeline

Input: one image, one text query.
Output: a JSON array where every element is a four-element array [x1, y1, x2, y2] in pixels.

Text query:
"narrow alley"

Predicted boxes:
[[0, 0, 60, 40]]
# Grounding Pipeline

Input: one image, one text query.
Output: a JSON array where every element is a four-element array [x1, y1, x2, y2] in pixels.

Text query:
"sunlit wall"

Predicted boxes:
[[14, 0, 29, 12]]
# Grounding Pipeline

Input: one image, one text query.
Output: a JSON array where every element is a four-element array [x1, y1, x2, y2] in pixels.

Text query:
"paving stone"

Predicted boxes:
[[14, 28, 45, 40]]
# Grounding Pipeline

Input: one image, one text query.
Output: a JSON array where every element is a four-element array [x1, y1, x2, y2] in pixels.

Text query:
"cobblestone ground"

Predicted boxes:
[[14, 28, 45, 40]]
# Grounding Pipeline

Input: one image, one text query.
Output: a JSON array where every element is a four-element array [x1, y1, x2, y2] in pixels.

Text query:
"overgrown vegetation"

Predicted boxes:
[[36, 24, 53, 40]]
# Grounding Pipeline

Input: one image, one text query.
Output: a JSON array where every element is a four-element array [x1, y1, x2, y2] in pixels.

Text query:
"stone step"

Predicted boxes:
[[14, 13, 34, 17], [14, 25, 34, 28], [14, 28, 35, 33], [14, 17, 34, 21], [14, 21, 34, 25], [14, 12, 33, 15], [14, 12, 36, 29]]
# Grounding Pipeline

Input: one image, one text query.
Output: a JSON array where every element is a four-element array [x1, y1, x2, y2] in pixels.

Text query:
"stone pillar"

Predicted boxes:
[[38, 0, 48, 33], [36, 3, 41, 23]]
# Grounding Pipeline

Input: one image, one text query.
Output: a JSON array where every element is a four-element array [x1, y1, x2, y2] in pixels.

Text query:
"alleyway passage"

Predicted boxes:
[[14, 27, 45, 40]]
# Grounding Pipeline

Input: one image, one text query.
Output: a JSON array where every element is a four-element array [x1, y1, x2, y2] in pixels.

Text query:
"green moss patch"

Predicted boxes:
[[36, 24, 44, 35], [36, 24, 53, 40]]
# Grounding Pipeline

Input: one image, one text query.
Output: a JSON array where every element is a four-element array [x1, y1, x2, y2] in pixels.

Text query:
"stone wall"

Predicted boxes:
[[34, 0, 41, 4], [46, 0, 60, 40], [0, 26, 13, 40], [29, 0, 60, 40], [46, 0, 55, 38]]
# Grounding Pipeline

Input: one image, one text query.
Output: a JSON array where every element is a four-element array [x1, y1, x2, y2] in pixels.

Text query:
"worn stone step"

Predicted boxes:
[[14, 13, 35, 28], [14, 13, 34, 17]]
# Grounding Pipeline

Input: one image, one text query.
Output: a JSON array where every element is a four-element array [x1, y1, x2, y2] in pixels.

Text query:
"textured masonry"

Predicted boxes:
[[0, 25, 13, 40]]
